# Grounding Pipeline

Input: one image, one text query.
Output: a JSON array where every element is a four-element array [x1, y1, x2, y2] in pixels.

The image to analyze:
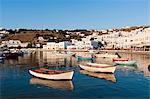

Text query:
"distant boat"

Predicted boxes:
[[0, 59, 4, 63], [80, 70, 116, 83], [0, 56, 5, 60], [112, 58, 129, 62], [76, 56, 93, 61], [17, 51, 24, 56], [95, 53, 118, 58], [0, 56, 5, 63], [30, 78, 74, 90], [115, 61, 137, 66], [0, 52, 4, 58], [3, 52, 18, 59], [29, 68, 74, 80], [79, 63, 116, 73]]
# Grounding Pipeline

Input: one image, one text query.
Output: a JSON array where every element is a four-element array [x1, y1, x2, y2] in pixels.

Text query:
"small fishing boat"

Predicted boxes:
[[80, 70, 116, 83], [30, 78, 74, 90], [76, 56, 93, 61], [79, 63, 116, 73], [112, 58, 129, 62], [3, 52, 18, 59], [114, 60, 137, 66], [95, 53, 118, 58], [0, 56, 5, 60], [0, 59, 4, 63], [17, 51, 24, 56], [29, 68, 74, 80]]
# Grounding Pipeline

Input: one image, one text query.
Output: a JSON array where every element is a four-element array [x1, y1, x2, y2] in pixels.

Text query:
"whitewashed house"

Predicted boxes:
[[1, 40, 28, 48], [0, 34, 4, 39], [97, 27, 150, 49], [67, 38, 93, 50], [0, 30, 9, 34], [43, 41, 71, 50]]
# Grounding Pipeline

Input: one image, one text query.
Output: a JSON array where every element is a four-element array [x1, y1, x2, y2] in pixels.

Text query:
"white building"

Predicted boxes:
[[43, 41, 70, 50], [94, 27, 150, 49], [1, 40, 28, 48], [38, 36, 45, 41], [0, 34, 5, 39], [0, 30, 9, 40], [0, 30, 9, 34], [67, 38, 93, 50]]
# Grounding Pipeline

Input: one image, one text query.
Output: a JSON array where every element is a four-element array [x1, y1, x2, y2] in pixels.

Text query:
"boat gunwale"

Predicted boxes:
[[29, 69, 73, 75]]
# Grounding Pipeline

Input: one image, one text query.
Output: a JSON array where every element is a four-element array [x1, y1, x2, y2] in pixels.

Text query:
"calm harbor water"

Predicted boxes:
[[0, 51, 150, 99]]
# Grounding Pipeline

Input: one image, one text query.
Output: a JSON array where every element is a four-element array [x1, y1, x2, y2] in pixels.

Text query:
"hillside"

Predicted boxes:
[[0, 26, 149, 44], [1, 33, 36, 43]]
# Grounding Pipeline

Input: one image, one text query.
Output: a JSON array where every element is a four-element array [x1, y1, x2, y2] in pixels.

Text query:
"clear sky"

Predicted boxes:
[[0, 0, 149, 29]]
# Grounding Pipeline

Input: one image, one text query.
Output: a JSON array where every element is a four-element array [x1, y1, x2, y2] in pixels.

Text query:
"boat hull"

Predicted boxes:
[[3, 53, 18, 59], [29, 70, 74, 80], [112, 58, 129, 62], [115, 61, 137, 66], [77, 56, 92, 61], [79, 64, 116, 73]]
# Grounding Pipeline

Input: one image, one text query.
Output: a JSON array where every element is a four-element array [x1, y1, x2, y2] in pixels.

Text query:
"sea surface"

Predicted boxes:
[[0, 51, 150, 99]]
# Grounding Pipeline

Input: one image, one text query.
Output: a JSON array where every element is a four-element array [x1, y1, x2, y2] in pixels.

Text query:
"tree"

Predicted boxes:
[[7, 29, 15, 34]]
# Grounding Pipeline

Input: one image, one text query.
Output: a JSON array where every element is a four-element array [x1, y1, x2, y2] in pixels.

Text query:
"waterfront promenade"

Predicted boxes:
[[99, 50, 150, 55], [21, 48, 150, 55]]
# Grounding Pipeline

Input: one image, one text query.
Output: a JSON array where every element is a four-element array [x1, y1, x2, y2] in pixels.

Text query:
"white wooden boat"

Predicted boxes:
[[79, 63, 116, 73], [30, 78, 74, 90], [95, 53, 118, 58], [80, 70, 116, 82], [29, 68, 74, 80]]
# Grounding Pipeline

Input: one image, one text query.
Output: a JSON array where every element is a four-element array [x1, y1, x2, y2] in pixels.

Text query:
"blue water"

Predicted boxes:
[[0, 52, 150, 99]]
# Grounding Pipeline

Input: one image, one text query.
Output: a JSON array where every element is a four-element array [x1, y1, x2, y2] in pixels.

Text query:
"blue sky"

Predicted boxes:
[[0, 0, 149, 29]]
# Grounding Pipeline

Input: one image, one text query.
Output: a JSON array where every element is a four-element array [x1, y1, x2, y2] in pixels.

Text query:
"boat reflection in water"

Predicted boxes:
[[30, 78, 74, 90], [80, 70, 117, 83], [116, 65, 138, 73]]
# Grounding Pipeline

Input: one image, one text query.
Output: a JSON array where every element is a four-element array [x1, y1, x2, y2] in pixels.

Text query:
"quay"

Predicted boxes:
[[98, 50, 150, 55]]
